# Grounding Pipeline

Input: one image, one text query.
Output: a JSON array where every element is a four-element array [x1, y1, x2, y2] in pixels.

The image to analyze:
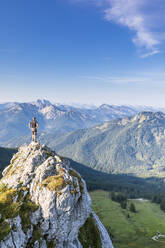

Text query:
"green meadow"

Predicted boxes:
[[90, 190, 165, 248]]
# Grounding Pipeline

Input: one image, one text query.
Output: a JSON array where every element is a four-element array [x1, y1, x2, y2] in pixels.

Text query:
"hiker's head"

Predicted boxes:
[[33, 117, 36, 121]]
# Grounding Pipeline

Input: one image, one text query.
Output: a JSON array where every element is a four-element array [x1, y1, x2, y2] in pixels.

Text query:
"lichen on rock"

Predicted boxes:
[[0, 142, 114, 248]]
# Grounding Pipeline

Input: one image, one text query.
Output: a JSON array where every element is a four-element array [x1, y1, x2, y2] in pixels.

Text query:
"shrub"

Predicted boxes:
[[78, 214, 102, 248], [110, 192, 127, 203], [160, 198, 165, 212], [45, 151, 54, 159], [152, 195, 161, 204], [120, 201, 127, 209]]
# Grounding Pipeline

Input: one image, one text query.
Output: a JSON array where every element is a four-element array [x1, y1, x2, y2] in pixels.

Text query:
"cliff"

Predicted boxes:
[[0, 142, 114, 248]]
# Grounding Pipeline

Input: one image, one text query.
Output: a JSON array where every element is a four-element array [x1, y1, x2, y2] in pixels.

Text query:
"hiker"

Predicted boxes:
[[28, 117, 39, 142]]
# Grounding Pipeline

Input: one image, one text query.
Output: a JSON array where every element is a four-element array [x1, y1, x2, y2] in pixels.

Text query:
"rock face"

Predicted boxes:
[[0, 142, 114, 248]]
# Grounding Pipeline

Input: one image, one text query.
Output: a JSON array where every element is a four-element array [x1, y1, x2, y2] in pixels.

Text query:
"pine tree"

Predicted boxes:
[[160, 198, 165, 212], [120, 201, 127, 209], [111, 192, 116, 201], [130, 203, 136, 213]]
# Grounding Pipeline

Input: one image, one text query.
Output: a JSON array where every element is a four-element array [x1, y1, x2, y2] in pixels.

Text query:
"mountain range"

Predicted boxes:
[[1, 99, 165, 147], [2, 100, 165, 180], [0, 99, 139, 147], [51, 111, 165, 178]]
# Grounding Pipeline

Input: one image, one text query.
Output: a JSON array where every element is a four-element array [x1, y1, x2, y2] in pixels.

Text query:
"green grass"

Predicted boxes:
[[90, 190, 165, 248]]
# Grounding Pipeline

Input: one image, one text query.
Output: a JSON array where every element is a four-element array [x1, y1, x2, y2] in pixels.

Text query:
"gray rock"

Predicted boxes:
[[0, 142, 114, 247]]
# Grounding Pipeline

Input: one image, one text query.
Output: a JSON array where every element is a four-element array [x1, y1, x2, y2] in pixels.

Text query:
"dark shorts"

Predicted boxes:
[[32, 128, 37, 134]]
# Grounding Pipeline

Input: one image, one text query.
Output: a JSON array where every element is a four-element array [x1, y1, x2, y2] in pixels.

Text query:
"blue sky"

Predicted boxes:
[[0, 0, 165, 106]]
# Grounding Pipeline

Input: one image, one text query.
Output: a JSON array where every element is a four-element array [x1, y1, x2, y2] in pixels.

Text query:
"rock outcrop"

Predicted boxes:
[[0, 142, 114, 248]]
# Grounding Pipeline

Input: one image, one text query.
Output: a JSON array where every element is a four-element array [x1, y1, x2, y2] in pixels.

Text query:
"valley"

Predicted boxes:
[[90, 190, 165, 248]]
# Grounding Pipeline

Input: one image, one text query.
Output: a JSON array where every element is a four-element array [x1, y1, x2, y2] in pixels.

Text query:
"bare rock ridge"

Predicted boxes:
[[0, 142, 114, 248]]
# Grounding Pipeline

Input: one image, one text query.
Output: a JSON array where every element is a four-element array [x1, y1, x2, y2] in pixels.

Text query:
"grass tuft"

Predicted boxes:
[[46, 240, 55, 248], [42, 175, 67, 191], [45, 151, 54, 159], [0, 186, 19, 240], [19, 195, 39, 233], [0, 183, 8, 193], [0, 221, 11, 240], [69, 170, 84, 193], [31, 225, 43, 245], [0, 185, 39, 237]]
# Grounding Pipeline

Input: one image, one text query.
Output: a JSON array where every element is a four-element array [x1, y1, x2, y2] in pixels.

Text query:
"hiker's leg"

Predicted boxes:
[[32, 131, 35, 141], [34, 132, 37, 142]]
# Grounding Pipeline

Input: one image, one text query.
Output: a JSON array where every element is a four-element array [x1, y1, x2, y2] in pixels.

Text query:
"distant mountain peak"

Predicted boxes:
[[99, 104, 112, 109], [34, 99, 53, 107]]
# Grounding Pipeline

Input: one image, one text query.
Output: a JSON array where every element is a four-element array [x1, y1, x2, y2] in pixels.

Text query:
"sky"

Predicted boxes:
[[0, 0, 165, 106]]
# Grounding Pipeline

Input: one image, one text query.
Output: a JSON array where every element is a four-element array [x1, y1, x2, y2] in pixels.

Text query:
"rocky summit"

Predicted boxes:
[[0, 142, 113, 248]]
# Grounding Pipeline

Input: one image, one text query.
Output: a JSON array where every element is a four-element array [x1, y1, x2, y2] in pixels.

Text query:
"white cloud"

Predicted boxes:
[[140, 49, 160, 58], [71, 0, 165, 57], [104, 0, 162, 57]]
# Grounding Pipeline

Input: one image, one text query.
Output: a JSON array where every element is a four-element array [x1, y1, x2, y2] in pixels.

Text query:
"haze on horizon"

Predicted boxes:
[[0, 0, 165, 107]]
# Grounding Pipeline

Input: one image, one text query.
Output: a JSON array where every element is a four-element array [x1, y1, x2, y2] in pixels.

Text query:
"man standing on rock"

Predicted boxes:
[[29, 117, 39, 142]]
